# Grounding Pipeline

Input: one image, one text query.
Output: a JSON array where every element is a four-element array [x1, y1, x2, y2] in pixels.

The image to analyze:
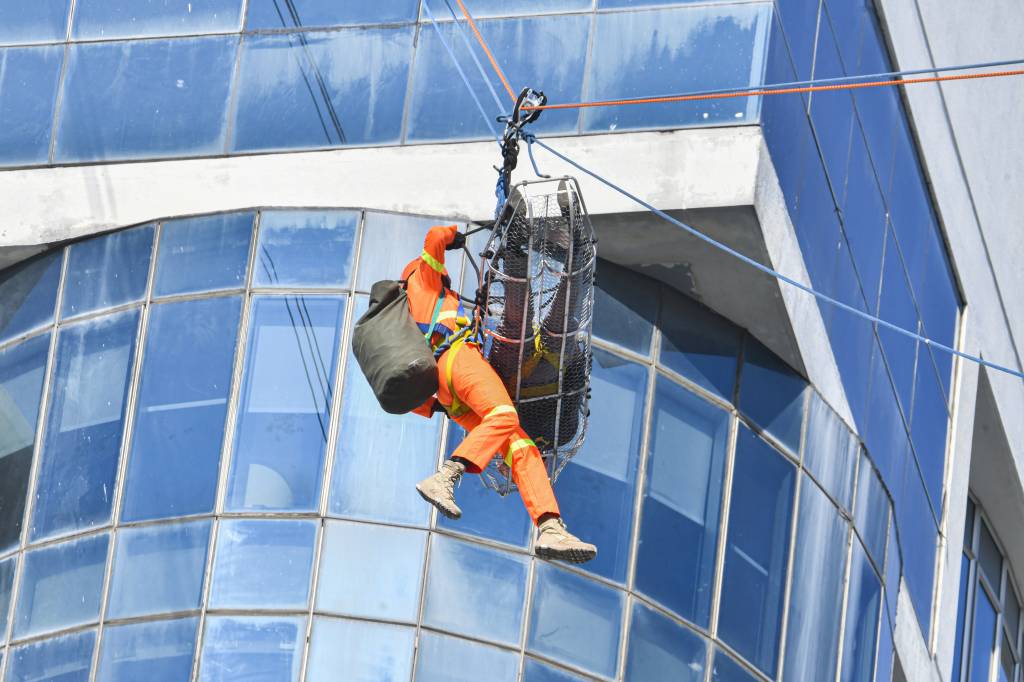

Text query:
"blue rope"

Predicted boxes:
[[421, 0, 501, 144], [442, 0, 506, 116], [524, 133, 1024, 382]]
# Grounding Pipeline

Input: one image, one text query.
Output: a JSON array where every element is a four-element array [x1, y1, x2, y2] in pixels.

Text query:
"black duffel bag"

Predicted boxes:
[[352, 280, 439, 414]]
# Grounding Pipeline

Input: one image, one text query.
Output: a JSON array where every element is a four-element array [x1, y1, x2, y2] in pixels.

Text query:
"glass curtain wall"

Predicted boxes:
[[0, 209, 901, 681]]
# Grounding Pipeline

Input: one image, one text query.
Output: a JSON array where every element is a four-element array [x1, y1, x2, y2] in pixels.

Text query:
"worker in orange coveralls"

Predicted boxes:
[[406, 224, 596, 564]]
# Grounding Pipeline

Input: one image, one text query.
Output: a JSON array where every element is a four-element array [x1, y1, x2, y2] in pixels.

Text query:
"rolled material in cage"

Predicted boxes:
[[480, 177, 597, 495]]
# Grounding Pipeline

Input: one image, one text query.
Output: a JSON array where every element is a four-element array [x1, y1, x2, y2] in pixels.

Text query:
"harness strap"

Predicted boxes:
[[423, 293, 446, 344], [444, 338, 471, 418]]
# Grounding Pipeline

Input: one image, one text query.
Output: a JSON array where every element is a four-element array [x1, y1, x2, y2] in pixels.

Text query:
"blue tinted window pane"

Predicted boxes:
[[855, 21, 898, 179], [330, 296, 440, 525], [97, 617, 198, 682], [898, 455, 937, 639], [585, 4, 769, 132], [247, 0, 418, 27], [556, 350, 645, 582], [863, 344, 904, 484], [122, 296, 241, 522], [826, 242, 873, 431], [854, 455, 888, 569], [227, 296, 344, 511], [357, 213, 463, 292], [316, 520, 426, 622], [877, 229, 918, 416], [199, 616, 304, 682], [711, 649, 759, 682], [408, 15, 586, 141], [783, 479, 847, 682], [154, 213, 253, 297], [415, 631, 518, 682], [660, 293, 739, 400], [0, 252, 60, 345], [918, 226, 958, 361], [254, 210, 357, 288], [911, 356, 948, 518], [718, 428, 796, 675], [424, 534, 528, 646], [809, 11, 854, 200], [0, 0, 69, 44], [739, 338, 806, 454], [841, 540, 882, 682], [842, 130, 886, 310], [7, 630, 95, 682], [232, 27, 412, 151], [438, 425, 532, 547], [107, 520, 211, 619], [793, 134, 843, 291], [803, 393, 857, 512], [0, 335, 50, 552], [15, 533, 108, 638], [523, 659, 591, 682], [636, 378, 728, 626], [970, 587, 998, 682], [74, 0, 242, 39], [875, 610, 894, 682], [32, 311, 139, 540], [885, 514, 900, 619], [61, 225, 154, 319], [776, 0, 819, 80], [446, 0, 589, 15], [593, 260, 657, 355], [210, 519, 317, 609], [307, 618, 414, 682], [0, 46, 62, 166], [625, 601, 706, 682], [528, 562, 623, 677], [55, 37, 237, 162], [0, 557, 15, 641]]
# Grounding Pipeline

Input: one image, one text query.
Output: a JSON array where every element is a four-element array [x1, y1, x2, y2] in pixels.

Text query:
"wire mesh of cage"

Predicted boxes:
[[478, 177, 597, 496]]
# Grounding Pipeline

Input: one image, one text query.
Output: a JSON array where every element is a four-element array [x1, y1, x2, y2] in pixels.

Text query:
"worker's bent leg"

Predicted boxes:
[[505, 433, 560, 524]]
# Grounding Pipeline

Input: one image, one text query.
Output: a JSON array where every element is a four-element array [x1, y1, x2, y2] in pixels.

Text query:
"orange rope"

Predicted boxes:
[[453, 0, 518, 102], [523, 68, 1024, 111]]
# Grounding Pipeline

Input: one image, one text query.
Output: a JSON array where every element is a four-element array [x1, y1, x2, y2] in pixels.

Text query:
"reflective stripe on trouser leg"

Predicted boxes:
[[505, 432, 560, 524]]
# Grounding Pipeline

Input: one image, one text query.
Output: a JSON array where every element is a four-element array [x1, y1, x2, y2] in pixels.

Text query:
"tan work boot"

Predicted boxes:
[[535, 517, 597, 564], [416, 459, 465, 519]]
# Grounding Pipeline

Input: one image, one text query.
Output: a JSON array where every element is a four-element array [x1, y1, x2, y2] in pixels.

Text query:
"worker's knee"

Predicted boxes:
[[483, 404, 520, 434]]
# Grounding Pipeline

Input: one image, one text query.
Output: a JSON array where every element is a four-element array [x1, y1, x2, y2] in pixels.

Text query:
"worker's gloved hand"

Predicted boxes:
[[446, 231, 467, 251]]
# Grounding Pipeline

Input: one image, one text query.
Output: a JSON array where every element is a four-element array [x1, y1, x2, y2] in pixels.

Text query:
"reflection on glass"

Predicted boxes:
[[61, 225, 154, 319], [97, 617, 199, 682], [0, 1, 70, 45], [199, 616, 305, 682], [592, 260, 657, 355], [122, 297, 242, 522], [586, 4, 769, 131], [739, 338, 806, 454], [357, 212, 463, 292], [107, 520, 211, 619], [330, 296, 440, 525], [424, 534, 528, 645], [415, 631, 519, 682], [803, 393, 857, 511], [408, 15, 585, 141], [877, 229, 918, 415], [783, 479, 847, 682], [6, 629, 95, 682], [306, 617, 414, 682], [711, 649, 759, 682], [897, 453, 936, 638], [911, 356, 948, 516], [0, 251, 61, 345], [840, 540, 882, 682], [556, 350, 645, 582], [73, 0, 243, 39], [999, 633, 1014, 682], [316, 521, 426, 622], [253, 210, 357, 288], [55, 37, 237, 162], [0, 46, 63, 166], [854, 455, 888, 570], [718, 427, 795, 675], [227, 296, 344, 511], [246, 0, 419, 28], [32, 310, 139, 540], [0, 335, 49, 552], [439, 0, 589, 16], [979, 521, 1003, 591], [635, 378, 728, 627], [841, 130, 886, 309], [952, 557, 969, 681], [14, 533, 108, 639], [154, 213, 253, 297], [528, 562, 623, 678], [969, 587, 997, 682], [625, 600, 706, 681], [210, 519, 317, 609], [0, 556, 15, 641], [523, 658, 591, 682], [660, 293, 740, 400], [232, 28, 413, 151], [875, 610, 894, 682]]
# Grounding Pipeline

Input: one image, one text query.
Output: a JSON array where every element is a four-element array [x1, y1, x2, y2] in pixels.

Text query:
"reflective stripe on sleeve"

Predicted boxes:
[[421, 250, 445, 273], [485, 404, 518, 420]]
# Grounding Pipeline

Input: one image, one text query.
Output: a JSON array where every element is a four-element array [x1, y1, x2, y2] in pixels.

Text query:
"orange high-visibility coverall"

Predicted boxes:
[[403, 225, 560, 524]]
